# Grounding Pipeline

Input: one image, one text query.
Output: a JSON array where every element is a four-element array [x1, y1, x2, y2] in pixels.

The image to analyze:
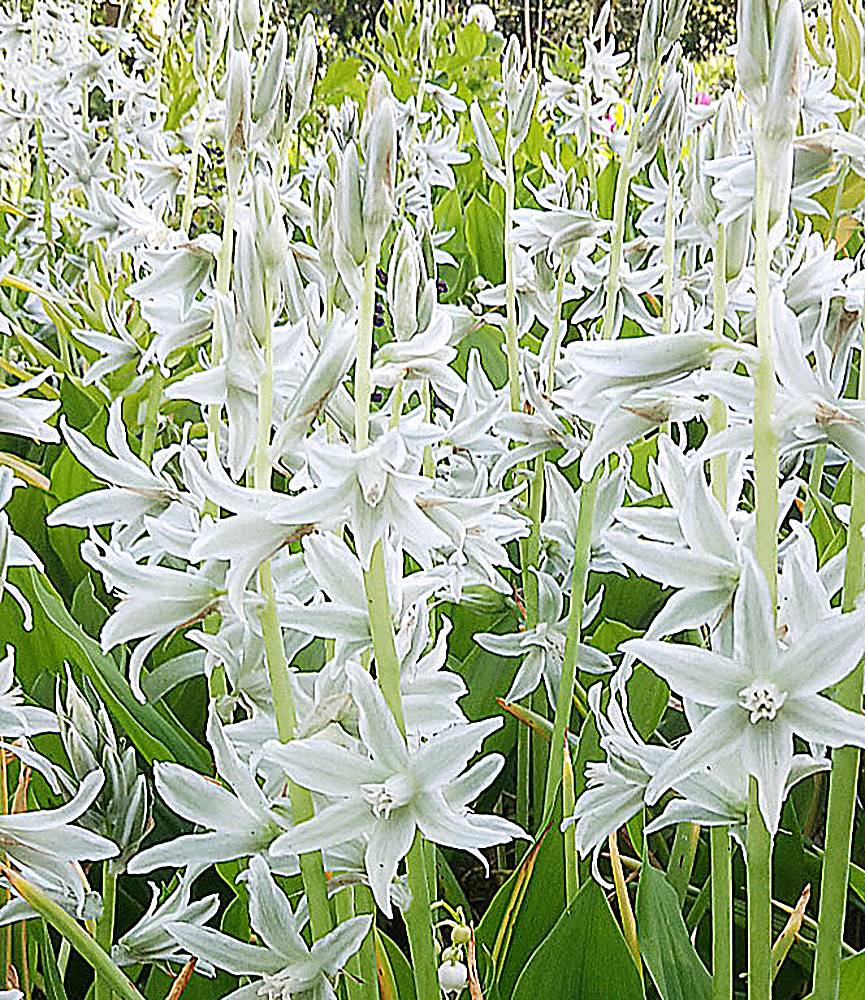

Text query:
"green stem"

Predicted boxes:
[[600, 74, 655, 342], [354, 249, 438, 1000], [709, 222, 732, 1000], [542, 469, 598, 815], [746, 779, 773, 1000], [710, 827, 733, 1000], [94, 863, 117, 1000], [562, 734, 578, 906], [207, 192, 237, 450], [354, 257, 378, 450], [661, 154, 677, 335], [752, 151, 778, 600], [812, 334, 865, 999], [5, 872, 144, 1000], [667, 822, 700, 905], [254, 288, 333, 939], [748, 139, 778, 1000], [503, 129, 520, 413]]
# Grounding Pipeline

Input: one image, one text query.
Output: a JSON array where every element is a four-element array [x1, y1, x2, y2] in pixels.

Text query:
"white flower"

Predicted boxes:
[[168, 856, 370, 1000], [475, 569, 611, 707], [128, 712, 296, 874], [0, 370, 59, 442], [266, 665, 525, 916], [624, 555, 865, 835]]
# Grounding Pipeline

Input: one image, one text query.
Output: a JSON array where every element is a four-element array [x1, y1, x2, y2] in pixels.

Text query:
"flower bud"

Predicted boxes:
[[253, 175, 287, 277], [736, 0, 771, 108], [362, 83, 397, 256], [438, 960, 468, 996], [713, 90, 739, 160], [470, 102, 505, 186], [252, 23, 286, 124], [288, 14, 318, 132], [235, 0, 258, 50], [225, 47, 251, 187], [336, 142, 366, 265], [192, 21, 208, 86], [388, 224, 420, 340], [638, 0, 689, 79], [510, 69, 537, 149], [501, 35, 524, 110]]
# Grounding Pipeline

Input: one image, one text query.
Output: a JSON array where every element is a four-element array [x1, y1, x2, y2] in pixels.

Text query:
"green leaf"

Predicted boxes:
[[636, 862, 711, 1000], [376, 929, 416, 1000], [803, 948, 865, 999], [39, 920, 69, 1000], [19, 568, 208, 769], [465, 194, 504, 287], [475, 825, 565, 998], [511, 880, 644, 1000]]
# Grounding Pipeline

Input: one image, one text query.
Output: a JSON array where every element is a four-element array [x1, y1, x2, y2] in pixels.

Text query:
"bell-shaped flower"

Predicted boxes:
[[112, 871, 220, 975], [624, 555, 865, 835], [81, 535, 225, 701], [169, 856, 370, 1000], [128, 712, 296, 874], [47, 401, 189, 547], [267, 665, 525, 916], [0, 370, 59, 442], [475, 569, 612, 707]]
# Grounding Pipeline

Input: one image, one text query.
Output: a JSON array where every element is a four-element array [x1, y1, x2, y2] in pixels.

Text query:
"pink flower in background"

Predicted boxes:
[[695, 90, 711, 105]]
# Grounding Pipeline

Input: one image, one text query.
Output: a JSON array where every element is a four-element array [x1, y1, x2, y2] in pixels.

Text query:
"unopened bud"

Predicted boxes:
[[288, 15, 318, 132], [252, 24, 286, 123], [362, 84, 397, 255], [336, 142, 366, 265]]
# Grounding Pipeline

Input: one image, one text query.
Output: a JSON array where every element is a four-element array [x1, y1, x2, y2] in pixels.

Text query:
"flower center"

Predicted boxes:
[[738, 682, 787, 724], [257, 972, 294, 1000], [361, 774, 413, 818]]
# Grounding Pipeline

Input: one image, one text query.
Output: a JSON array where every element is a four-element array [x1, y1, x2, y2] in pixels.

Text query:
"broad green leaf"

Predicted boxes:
[[475, 824, 565, 998], [636, 862, 711, 1000], [465, 194, 504, 287], [12, 568, 208, 770], [511, 879, 644, 1000]]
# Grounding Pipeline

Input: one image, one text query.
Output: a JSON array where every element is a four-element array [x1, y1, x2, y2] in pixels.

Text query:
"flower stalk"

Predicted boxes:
[[812, 331, 865, 998]]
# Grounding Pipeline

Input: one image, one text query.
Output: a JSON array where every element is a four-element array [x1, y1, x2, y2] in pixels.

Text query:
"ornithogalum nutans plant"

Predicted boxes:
[[1, 0, 865, 998]]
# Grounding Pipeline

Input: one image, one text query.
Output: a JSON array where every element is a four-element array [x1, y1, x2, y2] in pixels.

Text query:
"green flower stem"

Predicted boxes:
[[747, 779, 773, 1000], [710, 826, 733, 1000], [542, 468, 598, 816], [354, 256, 378, 451], [812, 332, 865, 999], [749, 145, 778, 1000], [140, 368, 164, 464], [5, 870, 144, 1000], [94, 863, 117, 1000], [600, 72, 655, 342], [752, 154, 779, 602], [179, 60, 215, 234], [254, 288, 333, 939], [208, 191, 237, 442], [661, 153, 677, 335], [354, 250, 438, 1000], [562, 733, 578, 905], [503, 129, 520, 413], [709, 221, 732, 1000]]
